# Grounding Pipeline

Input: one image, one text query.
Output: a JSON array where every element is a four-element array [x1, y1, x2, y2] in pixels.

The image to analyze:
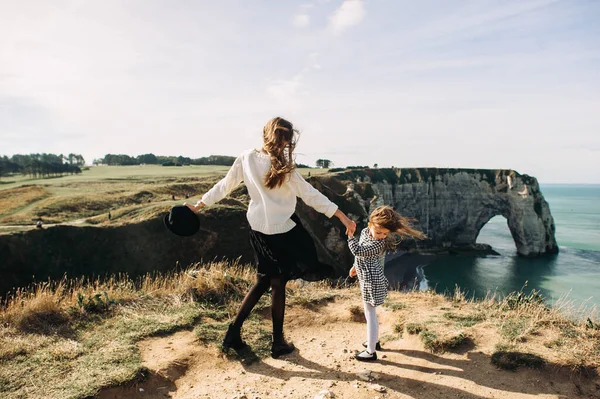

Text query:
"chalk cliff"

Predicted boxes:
[[0, 168, 558, 295], [307, 168, 558, 258]]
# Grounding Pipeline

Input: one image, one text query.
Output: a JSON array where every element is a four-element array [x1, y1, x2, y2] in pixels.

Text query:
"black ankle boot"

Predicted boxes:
[[222, 324, 247, 351], [271, 338, 295, 359]]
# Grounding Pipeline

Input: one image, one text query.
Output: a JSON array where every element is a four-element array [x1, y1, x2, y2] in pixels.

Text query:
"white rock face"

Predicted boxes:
[[301, 169, 558, 265], [370, 169, 558, 257]]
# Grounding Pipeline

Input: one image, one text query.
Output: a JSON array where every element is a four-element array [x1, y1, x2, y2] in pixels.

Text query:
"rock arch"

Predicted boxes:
[[368, 169, 558, 257]]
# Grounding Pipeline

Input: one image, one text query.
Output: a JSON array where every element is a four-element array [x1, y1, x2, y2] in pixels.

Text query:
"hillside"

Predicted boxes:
[[0, 261, 598, 399], [0, 166, 559, 298]]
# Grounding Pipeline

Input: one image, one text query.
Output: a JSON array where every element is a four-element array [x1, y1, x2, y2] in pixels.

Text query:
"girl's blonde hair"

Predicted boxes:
[[369, 205, 427, 242], [263, 117, 298, 189]]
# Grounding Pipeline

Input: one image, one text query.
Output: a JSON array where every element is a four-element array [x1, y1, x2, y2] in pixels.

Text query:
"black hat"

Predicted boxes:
[[164, 205, 200, 237]]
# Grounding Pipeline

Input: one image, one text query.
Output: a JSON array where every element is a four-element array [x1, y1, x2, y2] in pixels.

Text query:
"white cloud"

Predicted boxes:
[[266, 53, 321, 102], [293, 13, 310, 28], [1, 1, 599, 182], [267, 75, 303, 101], [329, 0, 365, 35]]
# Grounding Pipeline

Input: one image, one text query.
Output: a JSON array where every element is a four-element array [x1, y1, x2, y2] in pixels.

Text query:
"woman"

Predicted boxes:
[[186, 117, 356, 358]]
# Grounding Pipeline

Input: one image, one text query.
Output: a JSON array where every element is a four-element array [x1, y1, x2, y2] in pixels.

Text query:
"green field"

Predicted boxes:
[[0, 165, 231, 190], [0, 165, 327, 231]]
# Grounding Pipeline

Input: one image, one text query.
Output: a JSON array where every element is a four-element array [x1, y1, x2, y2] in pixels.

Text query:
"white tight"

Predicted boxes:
[[363, 302, 379, 353]]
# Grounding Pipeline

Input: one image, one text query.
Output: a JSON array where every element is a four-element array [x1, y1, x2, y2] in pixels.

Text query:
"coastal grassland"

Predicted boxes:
[[1, 261, 598, 399], [0, 261, 339, 399], [0, 166, 324, 229], [396, 287, 599, 373], [0, 186, 52, 219]]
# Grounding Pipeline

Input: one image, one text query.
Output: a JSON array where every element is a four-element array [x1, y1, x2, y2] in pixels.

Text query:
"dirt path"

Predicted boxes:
[[97, 295, 599, 399]]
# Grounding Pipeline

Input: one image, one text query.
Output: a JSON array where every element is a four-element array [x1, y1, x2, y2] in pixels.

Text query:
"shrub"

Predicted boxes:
[[406, 323, 426, 334], [348, 305, 366, 322], [71, 292, 116, 315], [4, 294, 69, 334], [491, 351, 546, 371], [420, 330, 467, 353]]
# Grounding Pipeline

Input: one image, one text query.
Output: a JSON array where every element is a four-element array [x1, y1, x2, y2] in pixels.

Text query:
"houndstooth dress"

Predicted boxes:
[[348, 228, 389, 307]]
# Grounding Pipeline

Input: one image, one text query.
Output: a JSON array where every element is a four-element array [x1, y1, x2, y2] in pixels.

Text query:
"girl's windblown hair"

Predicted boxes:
[[263, 117, 299, 189], [369, 205, 427, 247]]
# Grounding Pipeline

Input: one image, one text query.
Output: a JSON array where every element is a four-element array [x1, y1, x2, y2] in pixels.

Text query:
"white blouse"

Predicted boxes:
[[200, 149, 338, 234]]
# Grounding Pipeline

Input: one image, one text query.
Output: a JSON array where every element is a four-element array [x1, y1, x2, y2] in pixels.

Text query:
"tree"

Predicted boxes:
[[316, 159, 332, 168], [0, 156, 20, 181], [102, 154, 138, 166], [137, 153, 158, 165], [373, 163, 378, 168]]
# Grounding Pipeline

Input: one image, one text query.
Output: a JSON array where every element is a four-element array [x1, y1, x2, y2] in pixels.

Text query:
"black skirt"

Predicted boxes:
[[249, 214, 335, 281]]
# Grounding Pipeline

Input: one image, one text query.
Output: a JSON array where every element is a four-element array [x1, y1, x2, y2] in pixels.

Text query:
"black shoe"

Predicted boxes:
[[271, 341, 295, 358], [355, 350, 377, 362], [362, 341, 382, 351], [222, 324, 247, 351]]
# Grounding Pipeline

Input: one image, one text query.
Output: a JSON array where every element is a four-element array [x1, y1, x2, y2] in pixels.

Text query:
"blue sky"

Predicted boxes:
[[1, 0, 599, 183]]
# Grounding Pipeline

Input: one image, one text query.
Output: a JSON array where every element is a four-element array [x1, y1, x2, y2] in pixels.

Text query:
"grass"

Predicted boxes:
[[406, 323, 427, 335], [0, 261, 254, 399], [491, 351, 546, 371], [0, 165, 327, 191], [0, 263, 598, 398], [457, 287, 600, 373], [442, 312, 486, 328], [348, 305, 366, 322], [419, 330, 468, 353], [0, 186, 51, 219], [0, 165, 231, 191], [0, 260, 347, 398], [0, 166, 325, 229], [499, 318, 530, 342], [383, 300, 407, 311]]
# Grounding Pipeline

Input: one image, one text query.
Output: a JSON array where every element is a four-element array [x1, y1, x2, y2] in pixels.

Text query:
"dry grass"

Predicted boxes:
[[419, 330, 468, 353], [0, 167, 241, 229], [0, 186, 51, 221], [348, 304, 366, 322], [0, 260, 258, 399], [0, 260, 348, 398], [2, 292, 69, 335], [0, 263, 598, 398], [389, 286, 599, 372], [453, 287, 600, 373]]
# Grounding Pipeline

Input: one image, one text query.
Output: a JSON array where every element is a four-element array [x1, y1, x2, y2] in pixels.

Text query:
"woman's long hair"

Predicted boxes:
[[263, 117, 298, 189]]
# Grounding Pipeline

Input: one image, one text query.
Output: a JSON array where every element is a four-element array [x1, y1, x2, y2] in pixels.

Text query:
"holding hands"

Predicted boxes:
[[335, 209, 356, 237]]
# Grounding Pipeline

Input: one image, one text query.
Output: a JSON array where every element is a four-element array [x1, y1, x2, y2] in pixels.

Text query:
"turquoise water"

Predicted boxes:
[[419, 185, 600, 311]]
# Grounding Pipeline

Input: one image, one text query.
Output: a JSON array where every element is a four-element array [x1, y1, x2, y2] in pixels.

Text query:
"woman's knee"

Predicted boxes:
[[269, 275, 287, 292], [253, 273, 271, 291]]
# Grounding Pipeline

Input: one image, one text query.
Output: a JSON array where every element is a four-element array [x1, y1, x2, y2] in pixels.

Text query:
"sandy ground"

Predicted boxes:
[[97, 293, 600, 399]]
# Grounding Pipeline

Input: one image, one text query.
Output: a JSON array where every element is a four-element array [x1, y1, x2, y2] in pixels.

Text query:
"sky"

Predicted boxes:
[[1, 0, 599, 183]]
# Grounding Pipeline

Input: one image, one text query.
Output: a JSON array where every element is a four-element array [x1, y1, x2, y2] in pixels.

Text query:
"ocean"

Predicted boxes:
[[387, 184, 600, 312]]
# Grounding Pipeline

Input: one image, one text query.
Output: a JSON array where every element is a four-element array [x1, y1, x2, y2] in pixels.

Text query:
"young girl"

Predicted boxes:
[[348, 205, 426, 361], [186, 117, 356, 358]]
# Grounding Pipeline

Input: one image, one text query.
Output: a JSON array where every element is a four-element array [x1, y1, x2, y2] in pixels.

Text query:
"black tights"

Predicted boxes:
[[232, 274, 288, 341]]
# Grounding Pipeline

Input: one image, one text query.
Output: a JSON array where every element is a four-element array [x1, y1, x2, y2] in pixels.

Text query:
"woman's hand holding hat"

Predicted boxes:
[[184, 201, 205, 213]]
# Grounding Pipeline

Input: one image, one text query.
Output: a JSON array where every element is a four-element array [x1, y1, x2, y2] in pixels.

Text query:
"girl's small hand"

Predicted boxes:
[[349, 266, 357, 278]]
